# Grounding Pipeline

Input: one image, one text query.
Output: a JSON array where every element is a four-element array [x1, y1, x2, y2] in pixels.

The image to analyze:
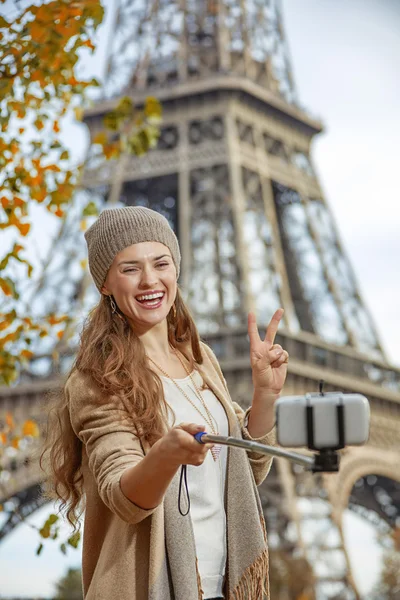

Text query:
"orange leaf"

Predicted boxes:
[[0, 279, 13, 296], [17, 222, 30, 237], [0, 196, 9, 209], [54, 208, 64, 218], [53, 121, 60, 133], [11, 437, 20, 449], [57, 330, 64, 340], [21, 349, 34, 360], [83, 39, 95, 51], [6, 413, 14, 429], [13, 197, 25, 208], [0, 433, 7, 445], [22, 420, 39, 438]]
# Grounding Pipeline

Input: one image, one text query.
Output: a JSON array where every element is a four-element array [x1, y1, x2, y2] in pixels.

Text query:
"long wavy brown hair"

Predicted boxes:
[[40, 287, 202, 529]]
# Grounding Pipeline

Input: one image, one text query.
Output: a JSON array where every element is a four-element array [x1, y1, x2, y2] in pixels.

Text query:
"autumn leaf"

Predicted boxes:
[[0, 196, 9, 209], [16, 222, 30, 237], [83, 39, 95, 51], [22, 420, 39, 437], [74, 106, 83, 121], [34, 118, 45, 131], [0, 277, 18, 298], [11, 437, 20, 449], [82, 201, 98, 217], [67, 531, 81, 549], [93, 132, 107, 145], [6, 412, 14, 429]]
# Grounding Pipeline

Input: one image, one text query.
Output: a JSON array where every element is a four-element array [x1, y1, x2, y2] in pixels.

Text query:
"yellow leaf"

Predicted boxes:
[[22, 420, 39, 438], [34, 118, 45, 131], [93, 132, 107, 145], [80, 259, 87, 270], [74, 107, 83, 121]]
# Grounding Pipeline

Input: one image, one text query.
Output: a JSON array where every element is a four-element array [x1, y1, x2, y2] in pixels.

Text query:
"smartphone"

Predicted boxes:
[[275, 392, 370, 449]]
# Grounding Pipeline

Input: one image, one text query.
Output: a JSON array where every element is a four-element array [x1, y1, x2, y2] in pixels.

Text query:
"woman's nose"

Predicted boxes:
[[139, 267, 158, 288]]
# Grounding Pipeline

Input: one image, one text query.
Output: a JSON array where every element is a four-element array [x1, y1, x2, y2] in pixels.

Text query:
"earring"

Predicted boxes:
[[109, 296, 125, 323], [110, 296, 117, 313]]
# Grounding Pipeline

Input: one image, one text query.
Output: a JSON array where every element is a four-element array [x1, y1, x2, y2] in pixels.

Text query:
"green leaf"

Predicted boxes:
[[103, 111, 121, 132], [47, 513, 59, 525], [144, 96, 162, 123], [67, 531, 81, 549], [39, 525, 51, 539], [60, 150, 69, 160], [116, 96, 133, 117], [82, 201, 98, 217], [36, 543, 43, 556], [60, 543, 67, 555]]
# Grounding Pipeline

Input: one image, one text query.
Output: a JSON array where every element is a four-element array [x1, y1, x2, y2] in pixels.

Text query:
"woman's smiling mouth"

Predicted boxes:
[[135, 291, 165, 309]]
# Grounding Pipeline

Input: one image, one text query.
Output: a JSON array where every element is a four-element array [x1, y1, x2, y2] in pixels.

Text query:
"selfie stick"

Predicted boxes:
[[194, 432, 339, 473]]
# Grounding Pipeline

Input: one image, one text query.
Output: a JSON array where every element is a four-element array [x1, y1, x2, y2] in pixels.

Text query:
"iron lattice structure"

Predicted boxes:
[[1, 2, 400, 599]]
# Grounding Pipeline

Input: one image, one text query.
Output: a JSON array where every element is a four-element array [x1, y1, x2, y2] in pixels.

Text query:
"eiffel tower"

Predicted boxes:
[[1, 2, 400, 599]]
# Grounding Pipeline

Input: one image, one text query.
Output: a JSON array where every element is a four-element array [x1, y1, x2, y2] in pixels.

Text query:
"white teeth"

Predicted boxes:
[[136, 292, 164, 301]]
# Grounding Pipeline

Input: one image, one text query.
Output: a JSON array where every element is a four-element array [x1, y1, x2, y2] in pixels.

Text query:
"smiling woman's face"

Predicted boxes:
[[101, 241, 177, 332]]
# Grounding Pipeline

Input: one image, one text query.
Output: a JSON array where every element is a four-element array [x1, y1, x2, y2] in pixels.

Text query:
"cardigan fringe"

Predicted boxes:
[[196, 556, 205, 600], [227, 549, 270, 600]]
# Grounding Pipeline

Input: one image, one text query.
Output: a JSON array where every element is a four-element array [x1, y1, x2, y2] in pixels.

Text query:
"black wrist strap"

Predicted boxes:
[[178, 465, 191, 516]]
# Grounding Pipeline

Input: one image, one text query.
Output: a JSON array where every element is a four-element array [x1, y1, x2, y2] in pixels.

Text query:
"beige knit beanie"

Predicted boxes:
[[84, 206, 181, 291]]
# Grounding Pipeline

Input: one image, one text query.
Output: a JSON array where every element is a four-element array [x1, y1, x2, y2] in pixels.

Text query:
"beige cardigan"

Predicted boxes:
[[66, 343, 276, 599]]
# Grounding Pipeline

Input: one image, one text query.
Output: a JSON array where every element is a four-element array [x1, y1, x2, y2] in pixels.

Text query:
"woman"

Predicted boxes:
[[43, 206, 289, 600]]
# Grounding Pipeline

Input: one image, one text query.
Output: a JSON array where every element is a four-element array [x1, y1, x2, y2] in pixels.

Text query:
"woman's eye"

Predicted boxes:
[[123, 268, 138, 273], [156, 262, 169, 268]]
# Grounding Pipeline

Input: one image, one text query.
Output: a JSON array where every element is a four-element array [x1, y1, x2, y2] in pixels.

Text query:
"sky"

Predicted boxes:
[[1, 0, 399, 597]]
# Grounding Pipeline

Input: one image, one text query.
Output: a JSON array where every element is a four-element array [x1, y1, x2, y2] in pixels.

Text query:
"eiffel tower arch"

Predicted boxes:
[[1, 2, 400, 599]]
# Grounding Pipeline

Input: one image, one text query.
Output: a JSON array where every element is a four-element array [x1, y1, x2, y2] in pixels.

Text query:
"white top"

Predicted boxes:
[[162, 370, 229, 600]]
